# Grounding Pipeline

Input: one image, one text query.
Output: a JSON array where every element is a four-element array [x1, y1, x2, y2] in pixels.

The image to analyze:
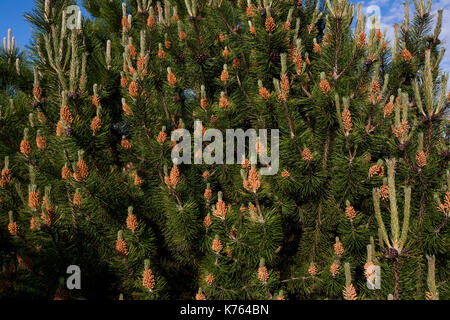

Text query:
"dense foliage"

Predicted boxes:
[[0, 0, 448, 300]]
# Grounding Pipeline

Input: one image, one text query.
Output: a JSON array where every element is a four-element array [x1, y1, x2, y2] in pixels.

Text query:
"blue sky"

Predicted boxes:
[[364, 0, 450, 74], [0, 0, 86, 49], [0, 1, 34, 50], [1, 0, 449, 74]]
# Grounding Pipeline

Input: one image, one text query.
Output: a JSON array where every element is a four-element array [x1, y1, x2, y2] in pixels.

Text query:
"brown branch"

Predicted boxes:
[[322, 128, 331, 172], [235, 71, 251, 103], [434, 215, 448, 234], [281, 100, 303, 155], [217, 9, 244, 42]]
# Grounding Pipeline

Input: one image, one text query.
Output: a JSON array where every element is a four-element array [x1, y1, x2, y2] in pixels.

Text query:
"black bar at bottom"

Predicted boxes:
[[0, 300, 445, 319]]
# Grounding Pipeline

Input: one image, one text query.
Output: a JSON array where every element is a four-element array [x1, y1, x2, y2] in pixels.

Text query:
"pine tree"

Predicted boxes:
[[0, 0, 448, 300]]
